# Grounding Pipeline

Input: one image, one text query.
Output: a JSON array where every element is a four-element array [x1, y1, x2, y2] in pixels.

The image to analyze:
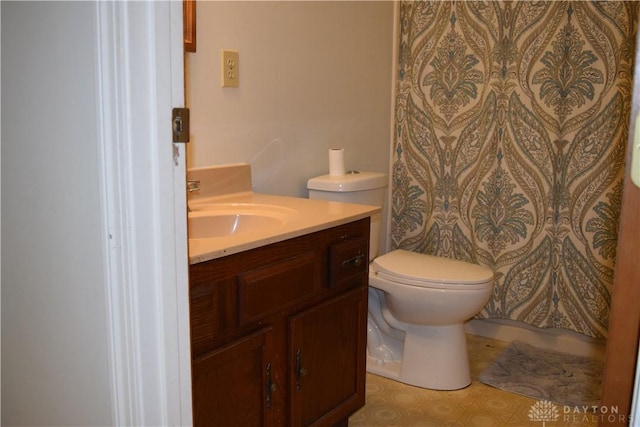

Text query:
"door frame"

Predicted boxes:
[[96, 2, 192, 425], [599, 18, 640, 427]]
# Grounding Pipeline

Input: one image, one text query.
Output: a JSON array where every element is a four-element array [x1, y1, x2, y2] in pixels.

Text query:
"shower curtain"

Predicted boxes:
[[391, 1, 638, 338]]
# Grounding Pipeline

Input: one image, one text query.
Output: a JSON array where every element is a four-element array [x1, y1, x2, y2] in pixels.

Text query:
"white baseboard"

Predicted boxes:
[[464, 318, 606, 360]]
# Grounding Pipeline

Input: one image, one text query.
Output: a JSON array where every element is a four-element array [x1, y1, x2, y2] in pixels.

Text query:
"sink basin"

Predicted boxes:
[[188, 203, 297, 239]]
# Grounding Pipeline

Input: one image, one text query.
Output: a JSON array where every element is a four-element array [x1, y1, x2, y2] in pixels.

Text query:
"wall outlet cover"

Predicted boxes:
[[221, 49, 239, 88]]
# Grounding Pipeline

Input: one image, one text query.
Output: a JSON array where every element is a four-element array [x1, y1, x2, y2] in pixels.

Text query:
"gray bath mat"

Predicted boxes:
[[478, 341, 603, 407]]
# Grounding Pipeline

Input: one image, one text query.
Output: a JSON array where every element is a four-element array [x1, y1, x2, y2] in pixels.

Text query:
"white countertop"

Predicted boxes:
[[188, 191, 379, 264]]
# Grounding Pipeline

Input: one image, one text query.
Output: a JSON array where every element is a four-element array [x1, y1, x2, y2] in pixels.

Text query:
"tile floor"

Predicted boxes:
[[348, 334, 600, 427]]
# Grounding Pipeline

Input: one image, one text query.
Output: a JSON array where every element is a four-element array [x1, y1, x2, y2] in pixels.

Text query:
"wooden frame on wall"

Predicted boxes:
[[183, 0, 196, 52]]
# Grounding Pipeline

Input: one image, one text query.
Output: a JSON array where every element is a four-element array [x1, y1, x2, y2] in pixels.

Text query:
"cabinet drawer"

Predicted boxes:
[[189, 278, 237, 357], [239, 251, 321, 325], [329, 237, 368, 288]]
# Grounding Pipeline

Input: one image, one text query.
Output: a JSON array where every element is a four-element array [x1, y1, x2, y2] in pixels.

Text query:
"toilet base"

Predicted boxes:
[[366, 356, 402, 382], [367, 323, 471, 390]]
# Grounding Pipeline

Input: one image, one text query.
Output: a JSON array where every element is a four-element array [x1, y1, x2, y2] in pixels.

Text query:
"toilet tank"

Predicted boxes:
[[307, 171, 387, 260]]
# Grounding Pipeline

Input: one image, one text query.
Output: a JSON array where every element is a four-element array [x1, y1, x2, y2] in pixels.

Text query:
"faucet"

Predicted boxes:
[[187, 180, 200, 193]]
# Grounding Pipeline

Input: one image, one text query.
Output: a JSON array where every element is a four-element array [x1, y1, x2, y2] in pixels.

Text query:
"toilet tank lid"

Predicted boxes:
[[372, 250, 494, 285], [307, 171, 387, 192]]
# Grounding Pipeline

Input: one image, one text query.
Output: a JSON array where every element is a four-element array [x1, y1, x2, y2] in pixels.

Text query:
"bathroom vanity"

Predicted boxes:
[[187, 164, 378, 426], [190, 218, 369, 426]]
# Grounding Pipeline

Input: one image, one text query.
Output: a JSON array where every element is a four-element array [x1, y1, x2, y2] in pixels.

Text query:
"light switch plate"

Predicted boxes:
[[221, 49, 239, 88]]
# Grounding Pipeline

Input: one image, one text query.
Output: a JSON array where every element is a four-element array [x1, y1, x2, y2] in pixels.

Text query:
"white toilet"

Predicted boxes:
[[308, 171, 494, 390]]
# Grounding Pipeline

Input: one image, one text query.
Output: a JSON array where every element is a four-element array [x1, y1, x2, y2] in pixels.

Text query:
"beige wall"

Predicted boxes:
[[186, 1, 394, 197]]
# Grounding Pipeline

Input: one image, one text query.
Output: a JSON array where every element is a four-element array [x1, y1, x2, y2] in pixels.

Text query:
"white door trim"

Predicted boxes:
[[95, 2, 192, 425]]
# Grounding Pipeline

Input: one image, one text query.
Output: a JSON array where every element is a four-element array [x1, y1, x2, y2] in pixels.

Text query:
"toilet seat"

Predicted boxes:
[[372, 250, 493, 290]]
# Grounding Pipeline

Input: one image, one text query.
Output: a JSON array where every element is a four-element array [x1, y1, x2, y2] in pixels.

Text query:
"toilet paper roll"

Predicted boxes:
[[329, 148, 346, 176]]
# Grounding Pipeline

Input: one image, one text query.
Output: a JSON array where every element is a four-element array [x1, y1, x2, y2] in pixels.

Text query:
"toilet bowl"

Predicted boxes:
[[367, 249, 493, 390], [307, 172, 494, 390]]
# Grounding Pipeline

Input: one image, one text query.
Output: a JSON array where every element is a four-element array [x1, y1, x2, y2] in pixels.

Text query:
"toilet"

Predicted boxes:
[[307, 171, 493, 390]]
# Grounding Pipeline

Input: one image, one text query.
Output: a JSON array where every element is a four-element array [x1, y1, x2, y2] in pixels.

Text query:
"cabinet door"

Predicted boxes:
[[192, 327, 275, 427], [289, 287, 367, 427]]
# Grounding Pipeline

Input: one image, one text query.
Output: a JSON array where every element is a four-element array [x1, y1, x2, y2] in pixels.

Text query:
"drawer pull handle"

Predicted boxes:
[[295, 349, 307, 390], [266, 363, 276, 408], [342, 253, 365, 268]]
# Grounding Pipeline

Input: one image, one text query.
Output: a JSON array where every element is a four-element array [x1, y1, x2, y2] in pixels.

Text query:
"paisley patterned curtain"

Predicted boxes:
[[391, 1, 638, 338]]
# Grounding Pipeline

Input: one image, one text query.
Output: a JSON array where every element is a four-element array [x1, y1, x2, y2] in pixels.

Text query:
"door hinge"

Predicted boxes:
[[172, 108, 190, 143]]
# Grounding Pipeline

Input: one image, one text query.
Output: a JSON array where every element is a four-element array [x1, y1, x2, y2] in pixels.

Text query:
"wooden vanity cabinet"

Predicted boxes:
[[189, 218, 370, 427]]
